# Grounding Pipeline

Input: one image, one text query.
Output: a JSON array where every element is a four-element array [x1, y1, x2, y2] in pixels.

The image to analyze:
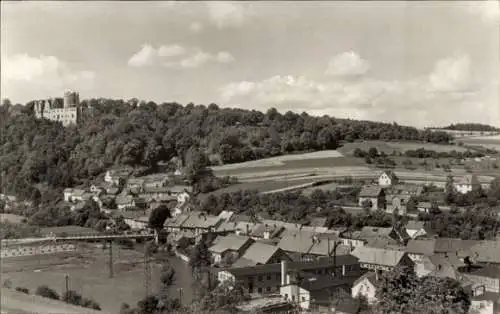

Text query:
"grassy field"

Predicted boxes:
[[0, 213, 25, 224], [458, 135, 500, 150], [1, 244, 195, 313], [40, 226, 97, 236]]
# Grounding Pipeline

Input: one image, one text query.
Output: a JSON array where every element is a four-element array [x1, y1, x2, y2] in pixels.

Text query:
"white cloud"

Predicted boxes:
[[158, 44, 186, 58], [464, 0, 500, 23], [216, 51, 235, 63], [220, 54, 498, 127], [128, 44, 234, 69], [190, 22, 203, 33], [205, 2, 249, 28], [1, 54, 96, 97], [128, 44, 158, 67], [325, 51, 370, 77], [179, 51, 212, 68], [427, 54, 473, 93]]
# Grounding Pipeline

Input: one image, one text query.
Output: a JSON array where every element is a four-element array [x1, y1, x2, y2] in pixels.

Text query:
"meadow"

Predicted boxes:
[[458, 135, 500, 150], [1, 244, 195, 313], [0, 213, 25, 224]]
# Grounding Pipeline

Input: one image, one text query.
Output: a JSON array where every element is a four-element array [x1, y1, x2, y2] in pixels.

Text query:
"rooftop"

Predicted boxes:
[[209, 235, 253, 254], [351, 246, 408, 267], [359, 185, 384, 197], [222, 255, 358, 277], [236, 242, 282, 265]]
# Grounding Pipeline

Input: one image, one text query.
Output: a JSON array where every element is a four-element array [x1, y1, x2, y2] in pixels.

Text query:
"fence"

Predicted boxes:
[[1, 244, 76, 258]]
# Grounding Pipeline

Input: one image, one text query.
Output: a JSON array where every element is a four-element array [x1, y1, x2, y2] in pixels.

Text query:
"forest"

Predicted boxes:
[[1, 98, 453, 203], [440, 123, 499, 132]]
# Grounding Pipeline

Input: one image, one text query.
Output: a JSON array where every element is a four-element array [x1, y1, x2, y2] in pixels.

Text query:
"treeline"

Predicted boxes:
[[1, 99, 453, 203], [441, 123, 499, 132], [354, 147, 485, 160], [198, 189, 393, 228]]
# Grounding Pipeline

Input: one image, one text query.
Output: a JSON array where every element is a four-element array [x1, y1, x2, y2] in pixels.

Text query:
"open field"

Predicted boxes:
[[1, 244, 195, 313], [211, 150, 345, 171], [40, 226, 96, 236], [0, 213, 25, 224], [338, 141, 469, 156], [1, 287, 108, 314], [458, 135, 500, 150]]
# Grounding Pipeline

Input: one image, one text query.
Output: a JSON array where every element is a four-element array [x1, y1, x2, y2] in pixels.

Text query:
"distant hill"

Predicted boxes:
[[1, 99, 453, 201], [439, 123, 499, 132]]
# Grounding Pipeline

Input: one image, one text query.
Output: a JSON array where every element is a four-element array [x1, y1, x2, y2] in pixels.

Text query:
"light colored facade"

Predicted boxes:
[[454, 174, 480, 195], [351, 274, 378, 304], [34, 92, 82, 126], [378, 171, 398, 187]]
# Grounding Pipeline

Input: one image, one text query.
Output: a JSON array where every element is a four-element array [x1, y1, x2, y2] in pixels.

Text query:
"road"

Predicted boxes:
[[1, 288, 109, 314]]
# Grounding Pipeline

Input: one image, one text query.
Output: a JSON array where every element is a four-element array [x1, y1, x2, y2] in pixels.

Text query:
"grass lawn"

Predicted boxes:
[[0, 213, 25, 224], [40, 226, 97, 236], [1, 245, 195, 313], [205, 178, 321, 196], [458, 135, 500, 150], [338, 140, 468, 156]]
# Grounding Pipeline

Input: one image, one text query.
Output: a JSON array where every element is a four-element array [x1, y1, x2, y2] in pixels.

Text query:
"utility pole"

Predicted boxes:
[[64, 274, 69, 296], [178, 288, 183, 306], [144, 247, 151, 298], [108, 240, 113, 278]]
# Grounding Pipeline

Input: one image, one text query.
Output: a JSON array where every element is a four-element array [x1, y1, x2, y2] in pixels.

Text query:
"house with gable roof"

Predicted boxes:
[[358, 186, 386, 210], [233, 242, 291, 267], [378, 170, 399, 187], [351, 246, 414, 272], [208, 234, 254, 264], [405, 221, 428, 239], [351, 272, 381, 304], [454, 174, 481, 194]]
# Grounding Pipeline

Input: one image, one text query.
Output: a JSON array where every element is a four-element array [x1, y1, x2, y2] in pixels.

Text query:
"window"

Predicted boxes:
[[266, 287, 270, 292], [257, 288, 262, 293], [284, 294, 288, 300], [292, 295, 295, 301], [258, 275, 263, 281], [266, 275, 271, 280], [302, 297, 306, 302]]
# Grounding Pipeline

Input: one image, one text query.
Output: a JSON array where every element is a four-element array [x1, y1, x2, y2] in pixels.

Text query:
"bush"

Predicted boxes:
[[35, 285, 60, 300], [15, 286, 29, 294]]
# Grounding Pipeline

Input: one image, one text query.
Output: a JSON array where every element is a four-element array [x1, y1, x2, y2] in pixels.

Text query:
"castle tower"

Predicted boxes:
[[63, 91, 79, 108]]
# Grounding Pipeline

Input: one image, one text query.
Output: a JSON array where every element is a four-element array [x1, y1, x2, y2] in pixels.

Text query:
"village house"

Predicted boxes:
[[461, 266, 500, 294], [357, 226, 409, 247], [280, 271, 352, 311], [351, 272, 381, 304], [378, 171, 399, 187], [217, 256, 360, 296], [122, 211, 149, 230], [104, 169, 131, 186], [458, 240, 500, 266], [208, 235, 255, 264], [233, 242, 292, 267], [454, 174, 481, 195], [64, 188, 86, 203], [406, 238, 479, 261], [250, 223, 286, 241], [126, 178, 146, 194], [358, 186, 386, 211], [178, 211, 223, 236], [339, 231, 367, 250], [405, 221, 428, 239], [115, 194, 147, 211], [385, 194, 412, 215], [351, 246, 414, 272]]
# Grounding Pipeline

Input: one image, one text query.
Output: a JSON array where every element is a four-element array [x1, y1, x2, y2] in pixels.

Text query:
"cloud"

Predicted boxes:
[[128, 44, 234, 69], [325, 51, 370, 77], [189, 22, 203, 33], [205, 2, 250, 28], [427, 54, 473, 93], [219, 54, 498, 127], [463, 0, 500, 23], [128, 44, 158, 67], [1, 54, 96, 98]]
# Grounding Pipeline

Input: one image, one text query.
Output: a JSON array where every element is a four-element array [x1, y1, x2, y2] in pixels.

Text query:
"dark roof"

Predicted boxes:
[[434, 238, 478, 254], [458, 240, 500, 264], [461, 265, 500, 279], [406, 239, 436, 255], [294, 276, 353, 291], [222, 255, 359, 277], [359, 186, 384, 197]]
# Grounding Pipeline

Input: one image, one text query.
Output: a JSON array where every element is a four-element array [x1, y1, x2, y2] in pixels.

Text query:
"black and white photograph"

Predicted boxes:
[[1, 1, 500, 313]]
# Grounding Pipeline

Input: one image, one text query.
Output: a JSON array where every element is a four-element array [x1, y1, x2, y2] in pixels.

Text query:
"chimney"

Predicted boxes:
[[342, 264, 346, 276], [246, 224, 249, 235], [281, 260, 288, 286], [375, 270, 379, 281]]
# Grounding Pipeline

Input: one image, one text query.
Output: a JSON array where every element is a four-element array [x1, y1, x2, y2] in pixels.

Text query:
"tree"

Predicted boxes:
[[444, 175, 455, 204], [35, 285, 60, 300], [368, 147, 379, 158], [189, 240, 212, 274], [374, 267, 471, 314], [148, 205, 171, 231], [159, 262, 176, 287]]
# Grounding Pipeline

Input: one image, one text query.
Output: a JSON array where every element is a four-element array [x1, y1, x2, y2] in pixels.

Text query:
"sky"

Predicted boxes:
[[1, 1, 499, 127]]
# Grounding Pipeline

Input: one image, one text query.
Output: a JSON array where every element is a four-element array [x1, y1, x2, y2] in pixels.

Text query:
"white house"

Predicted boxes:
[[405, 221, 427, 239], [378, 171, 399, 187], [351, 272, 380, 304], [454, 174, 480, 195]]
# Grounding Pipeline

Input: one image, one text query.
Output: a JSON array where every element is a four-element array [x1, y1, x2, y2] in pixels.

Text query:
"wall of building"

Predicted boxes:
[[470, 300, 494, 314], [464, 274, 500, 293], [1, 244, 76, 258], [351, 278, 377, 304], [280, 285, 310, 309]]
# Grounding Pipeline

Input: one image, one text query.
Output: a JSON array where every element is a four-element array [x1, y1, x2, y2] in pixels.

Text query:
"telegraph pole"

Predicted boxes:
[[64, 274, 69, 296], [144, 247, 151, 298], [108, 240, 113, 278]]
